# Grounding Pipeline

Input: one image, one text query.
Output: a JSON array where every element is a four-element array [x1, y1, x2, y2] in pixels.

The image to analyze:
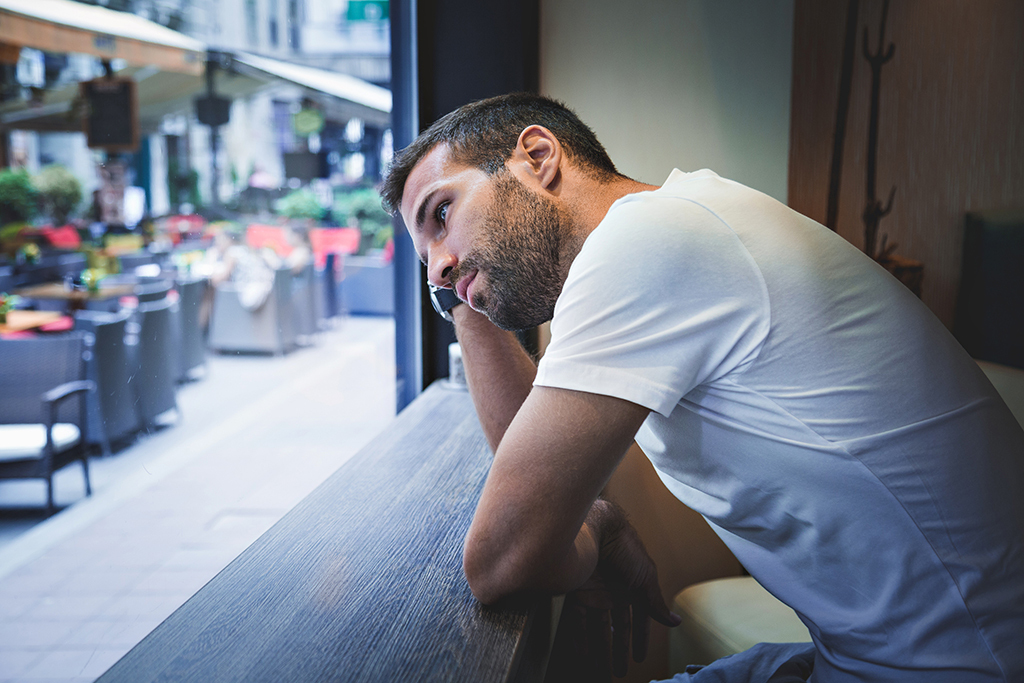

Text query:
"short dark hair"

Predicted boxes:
[[380, 93, 621, 215]]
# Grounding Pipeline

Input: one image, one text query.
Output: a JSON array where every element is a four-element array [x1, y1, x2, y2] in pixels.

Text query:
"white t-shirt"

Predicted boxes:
[[535, 169, 1024, 682]]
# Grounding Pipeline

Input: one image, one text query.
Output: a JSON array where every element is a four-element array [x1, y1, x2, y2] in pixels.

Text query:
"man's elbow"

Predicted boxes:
[[462, 540, 528, 605]]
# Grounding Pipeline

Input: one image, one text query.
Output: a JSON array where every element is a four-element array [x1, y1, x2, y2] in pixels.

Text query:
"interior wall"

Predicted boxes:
[[539, 0, 794, 201], [789, 0, 1024, 328]]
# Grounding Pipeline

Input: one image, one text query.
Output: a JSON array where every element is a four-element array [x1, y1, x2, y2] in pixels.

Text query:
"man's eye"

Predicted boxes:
[[436, 202, 450, 225]]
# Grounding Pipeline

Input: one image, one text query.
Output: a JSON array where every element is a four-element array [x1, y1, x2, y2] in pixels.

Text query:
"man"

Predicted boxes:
[[381, 93, 1024, 682]]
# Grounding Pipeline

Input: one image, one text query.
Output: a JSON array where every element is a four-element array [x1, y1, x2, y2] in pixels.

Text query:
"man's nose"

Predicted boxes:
[[426, 245, 457, 288]]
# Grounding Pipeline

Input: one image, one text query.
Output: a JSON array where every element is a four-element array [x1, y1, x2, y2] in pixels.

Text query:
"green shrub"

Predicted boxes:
[[334, 187, 391, 253], [275, 188, 324, 220], [34, 164, 83, 226], [0, 168, 38, 225]]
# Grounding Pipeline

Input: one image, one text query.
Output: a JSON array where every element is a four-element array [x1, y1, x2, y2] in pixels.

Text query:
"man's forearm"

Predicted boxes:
[[465, 498, 615, 603], [461, 382, 652, 604], [452, 305, 538, 452]]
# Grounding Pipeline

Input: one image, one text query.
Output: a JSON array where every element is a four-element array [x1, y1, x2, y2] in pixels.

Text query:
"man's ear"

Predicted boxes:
[[512, 125, 562, 192]]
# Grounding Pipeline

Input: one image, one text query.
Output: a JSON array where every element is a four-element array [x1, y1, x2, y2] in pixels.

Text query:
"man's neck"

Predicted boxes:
[[559, 174, 660, 272]]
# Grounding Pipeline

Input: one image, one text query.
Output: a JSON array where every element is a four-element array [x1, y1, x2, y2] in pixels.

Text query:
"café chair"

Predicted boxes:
[[132, 296, 180, 431], [135, 280, 173, 303], [312, 262, 331, 327], [119, 252, 157, 272], [175, 276, 208, 381], [0, 264, 15, 291], [291, 263, 318, 344], [0, 333, 96, 513], [208, 268, 297, 355], [73, 310, 141, 452], [57, 253, 87, 279], [21, 253, 61, 286]]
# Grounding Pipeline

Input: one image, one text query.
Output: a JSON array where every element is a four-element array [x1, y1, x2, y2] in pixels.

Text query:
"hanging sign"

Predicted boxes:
[[195, 95, 231, 127], [346, 0, 388, 21], [293, 108, 325, 136], [80, 77, 139, 151]]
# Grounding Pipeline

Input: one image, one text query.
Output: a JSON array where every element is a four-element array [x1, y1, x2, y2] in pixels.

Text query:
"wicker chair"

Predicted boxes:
[[74, 309, 141, 452], [208, 268, 297, 355], [175, 276, 208, 381], [0, 333, 95, 512], [132, 296, 180, 430], [291, 264, 318, 344], [135, 279, 174, 303]]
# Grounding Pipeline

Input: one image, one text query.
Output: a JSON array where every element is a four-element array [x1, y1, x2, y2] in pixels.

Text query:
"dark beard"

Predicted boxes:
[[452, 172, 565, 331]]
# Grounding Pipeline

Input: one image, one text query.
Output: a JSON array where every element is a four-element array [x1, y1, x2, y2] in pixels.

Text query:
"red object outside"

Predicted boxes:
[[39, 225, 82, 249], [309, 227, 360, 269], [161, 215, 207, 245], [246, 224, 293, 257], [37, 316, 74, 333]]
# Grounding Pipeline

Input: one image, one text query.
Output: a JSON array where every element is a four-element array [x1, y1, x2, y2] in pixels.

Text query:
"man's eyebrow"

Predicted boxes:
[[414, 189, 439, 233]]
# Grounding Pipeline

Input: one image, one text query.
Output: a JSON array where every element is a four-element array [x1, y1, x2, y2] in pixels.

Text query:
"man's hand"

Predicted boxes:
[[558, 500, 681, 681]]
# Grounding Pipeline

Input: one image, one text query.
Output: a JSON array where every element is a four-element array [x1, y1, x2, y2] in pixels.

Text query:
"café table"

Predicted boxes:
[[0, 310, 64, 334], [14, 282, 137, 312]]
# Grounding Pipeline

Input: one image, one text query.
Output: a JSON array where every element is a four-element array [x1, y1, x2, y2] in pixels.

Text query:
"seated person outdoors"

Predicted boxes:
[[380, 94, 1023, 683], [205, 229, 282, 311], [283, 226, 313, 275]]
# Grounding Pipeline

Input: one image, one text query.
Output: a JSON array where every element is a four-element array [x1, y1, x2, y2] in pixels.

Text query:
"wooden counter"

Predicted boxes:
[[15, 282, 136, 303], [96, 381, 559, 682]]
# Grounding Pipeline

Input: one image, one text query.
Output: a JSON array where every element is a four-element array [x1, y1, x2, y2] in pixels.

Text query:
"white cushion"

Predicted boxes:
[[670, 576, 812, 670], [976, 360, 1024, 428], [0, 424, 81, 462]]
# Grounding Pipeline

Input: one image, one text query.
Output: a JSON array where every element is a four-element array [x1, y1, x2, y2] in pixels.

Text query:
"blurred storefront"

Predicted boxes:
[[0, 0, 391, 225]]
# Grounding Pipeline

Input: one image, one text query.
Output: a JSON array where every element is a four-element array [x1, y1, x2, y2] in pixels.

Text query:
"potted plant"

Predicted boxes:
[[333, 187, 392, 254], [275, 188, 325, 225], [17, 242, 40, 265], [0, 168, 38, 226], [34, 164, 83, 227], [0, 292, 17, 325], [331, 187, 394, 315]]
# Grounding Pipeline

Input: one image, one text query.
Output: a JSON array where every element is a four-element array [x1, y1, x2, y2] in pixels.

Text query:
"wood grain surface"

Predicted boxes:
[[96, 382, 553, 682]]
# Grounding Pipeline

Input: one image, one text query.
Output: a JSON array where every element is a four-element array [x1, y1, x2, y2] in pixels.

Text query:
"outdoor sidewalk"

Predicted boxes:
[[0, 317, 396, 683]]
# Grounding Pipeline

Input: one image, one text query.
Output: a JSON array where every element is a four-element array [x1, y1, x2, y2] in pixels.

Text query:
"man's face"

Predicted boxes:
[[401, 145, 566, 331]]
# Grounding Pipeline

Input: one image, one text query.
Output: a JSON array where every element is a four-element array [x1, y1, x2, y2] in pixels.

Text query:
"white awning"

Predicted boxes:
[[0, 0, 205, 75], [0, 64, 267, 134], [230, 52, 391, 127]]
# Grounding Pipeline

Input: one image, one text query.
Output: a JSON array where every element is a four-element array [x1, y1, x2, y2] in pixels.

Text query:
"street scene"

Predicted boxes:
[[0, 1, 397, 680]]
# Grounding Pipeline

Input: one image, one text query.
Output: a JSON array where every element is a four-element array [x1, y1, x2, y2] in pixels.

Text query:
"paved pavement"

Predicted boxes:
[[0, 317, 396, 683]]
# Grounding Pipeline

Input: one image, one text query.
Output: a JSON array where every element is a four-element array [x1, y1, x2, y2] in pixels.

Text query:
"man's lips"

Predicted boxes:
[[455, 269, 478, 307]]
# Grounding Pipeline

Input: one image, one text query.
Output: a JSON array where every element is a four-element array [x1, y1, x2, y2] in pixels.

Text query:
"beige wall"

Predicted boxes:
[[789, 0, 1024, 329], [540, 0, 795, 202]]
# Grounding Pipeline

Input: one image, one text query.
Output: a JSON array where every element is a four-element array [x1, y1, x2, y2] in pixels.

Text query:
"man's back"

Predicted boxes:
[[536, 169, 1024, 681]]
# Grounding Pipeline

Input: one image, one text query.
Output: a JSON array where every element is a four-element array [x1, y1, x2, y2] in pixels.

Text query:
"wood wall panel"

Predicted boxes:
[[789, 0, 1024, 328]]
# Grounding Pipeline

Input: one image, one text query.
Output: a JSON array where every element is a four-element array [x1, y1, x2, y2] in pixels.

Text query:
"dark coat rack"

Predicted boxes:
[[862, 0, 897, 261]]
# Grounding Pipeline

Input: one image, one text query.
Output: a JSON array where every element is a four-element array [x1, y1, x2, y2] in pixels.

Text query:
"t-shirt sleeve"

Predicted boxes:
[[534, 194, 770, 417]]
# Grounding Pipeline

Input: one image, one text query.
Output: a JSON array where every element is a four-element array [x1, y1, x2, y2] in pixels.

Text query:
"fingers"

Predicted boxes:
[[611, 598, 631, 677], [562, 599, 588, 662], [586, 606, 613, 683], [631, 602, 650, 663], [643, 570, 682, 628]]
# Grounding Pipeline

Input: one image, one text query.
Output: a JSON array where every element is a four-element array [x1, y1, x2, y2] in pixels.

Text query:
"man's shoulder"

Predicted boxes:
[[583, 185, 749, 266]]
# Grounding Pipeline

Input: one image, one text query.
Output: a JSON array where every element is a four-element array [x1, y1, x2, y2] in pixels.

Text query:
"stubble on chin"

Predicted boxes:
[[476, 183, 566, 330]]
